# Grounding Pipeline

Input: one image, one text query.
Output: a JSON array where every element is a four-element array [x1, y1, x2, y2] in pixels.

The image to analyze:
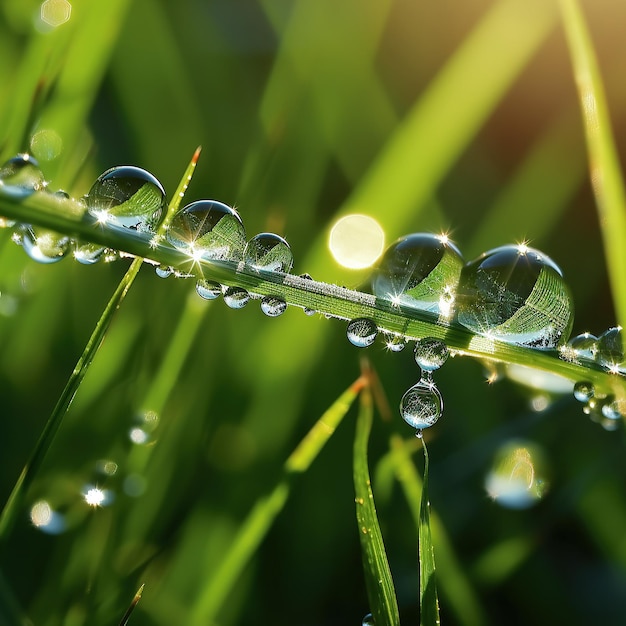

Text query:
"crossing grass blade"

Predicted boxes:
[[353, 378, 400, 626]]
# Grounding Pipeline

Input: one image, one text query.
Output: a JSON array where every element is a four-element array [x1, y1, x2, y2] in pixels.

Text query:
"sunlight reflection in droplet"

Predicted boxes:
[[329, 214, 384, 270], [40, 0, 72, 27], [82, 485, 112, 507], [30, 500, 66, 534]]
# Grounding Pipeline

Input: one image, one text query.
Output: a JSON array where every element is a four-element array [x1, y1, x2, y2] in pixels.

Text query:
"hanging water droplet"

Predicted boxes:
[[371, 233, 464, 318], [74, 242, 104, 265], [303, 307, 316, 316], [244, 232, 293, 273], [595, 327, 625, 374], [399, 379, 443, 431], [346, 318, 378, 348], [601, 397, 624, 420], [362, 613, 375, 626], [414, 337, 449, 371], [20, 225, 70, 263], [0, 154, 45, 198], [155, 264, 172, 279], [223, 286, 250, 309], [457, 244, 574, 349], [166, 200, 246, 261], [260, 296, 287, 317], [565, 332, 597, 362], [196, 279, 222, 300], [384, 333, 406, 352], [573, 381, 594, 403], [86, 166, 166, 231]]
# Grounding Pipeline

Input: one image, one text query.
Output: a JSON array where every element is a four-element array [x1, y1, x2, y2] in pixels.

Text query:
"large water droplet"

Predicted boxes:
[[155, 264, 172, 279], [166, 200, 246, 261], [196, 279, 222, 300], [86, 166, 166, 231], [0, 154, 45, 198], [372, 233, 464, 318], [595, 327, 625, 374], [362, 614, 375, 626], [414, 337, 449, 371], [260, 296, 287, 317], [244, 232, 293, 273], [399, 379, 443, 431], [564, 332, 597, 362], [573, 381, 594, 403], [223, 286, 250, 309], [346, 318, 378, 348], [20, 226, 70, 263], [457, 244, 574, 349]]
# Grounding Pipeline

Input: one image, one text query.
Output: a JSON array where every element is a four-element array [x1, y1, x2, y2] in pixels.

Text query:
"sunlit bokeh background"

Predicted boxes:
[[1, 0, 626, 624]]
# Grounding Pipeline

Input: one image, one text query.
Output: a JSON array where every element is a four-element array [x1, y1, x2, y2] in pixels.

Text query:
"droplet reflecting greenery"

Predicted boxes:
[[74, 242, 105, 265], [223, 286, 250, 309], [372, 233, 463, 318], [260, 296, 287, 317], [20, 226, 70, 264], [86, 166, 166, 231], [384, 333, 406, 352], [166, 200, 246, 261], [595, 327, 625, 374], [346, 318, 378, 348], [457, 244, 574, 349], [399, 378, 443, 431], [573, 381, 594, 403], [564, 332, 597, 362], [196, 279, 222, 300], [414, 337, 449, 371], [362, 614, 375, 626], [244, 232, 293, 273], [600, 397, 624, 420], [0, 154, 45, 198]]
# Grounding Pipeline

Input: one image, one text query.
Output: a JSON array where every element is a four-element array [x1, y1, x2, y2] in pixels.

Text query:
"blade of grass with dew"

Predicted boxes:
[[559, 0, 626, 332], [0, 148, 200, 545], [353, 379, 400, 626], [119, 584, 144, 626], [188, 376, 367, 625]]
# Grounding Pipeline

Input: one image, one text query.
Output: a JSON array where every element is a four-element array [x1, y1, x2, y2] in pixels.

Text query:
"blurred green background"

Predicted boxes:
[[1, 0, 626, 624]]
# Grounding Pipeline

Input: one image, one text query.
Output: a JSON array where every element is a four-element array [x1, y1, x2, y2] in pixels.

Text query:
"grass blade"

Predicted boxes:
[[353, 378, 400, 626], [559, 0, 626, 331], [119, 584, 145, 626], [418, 437, 440, 626]]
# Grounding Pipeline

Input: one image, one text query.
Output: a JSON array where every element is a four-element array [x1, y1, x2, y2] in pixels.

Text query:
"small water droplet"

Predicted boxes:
[[74, 242, 104, 265], [346, 318, 378, 348], [86, 166, 166, 231], [362, 613, 375, 626], [260, 296, 287, 317], [573, 381, 594, 403], [457, 244, 574, 349], [303, 307, 316, 316], [0, 154, 45, 198], [414, 337, 449, 371], [244, 232, 293, 273], [20, 225, 70, 263], [166, 200, 246, 261], [155, 264, 172, 278], [196, 279, 222, 300], [601, 397, 624, 420], [399, 379, 443, 430], [223, 286, 250, 309], [564, 332, 597, 362], [372, 233, 463, 318], [595, 327, 625, 374], [384, 333, 406, 352]]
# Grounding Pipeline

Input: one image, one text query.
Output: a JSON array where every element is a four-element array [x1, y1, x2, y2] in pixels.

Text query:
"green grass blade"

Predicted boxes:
[[418, 437, 440, 626], [353, 381, 400, 626], [559, 0, 626, 331], [189, 376, 366, 625]]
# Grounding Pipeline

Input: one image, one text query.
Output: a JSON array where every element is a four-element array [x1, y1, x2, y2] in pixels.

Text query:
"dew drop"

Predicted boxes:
[[414, 337, 449, 371], [74, 242, 105, 265], [595, 327, 625, 374], [372, 233, 464, 318], [244, 232, 293, 273], [20, 225, 70, 263], [362, 613, 375, 626], [166, 200, 246, 261], [30, 500, 65, 534], [86, 166, 166, 231], [457, 244, 574, 349], [0, 154, 45, 198], [565, 332, 597, 362], [346, 318, 378, 348], [573, 381, 594, 403], [601, 398, 623, 420], [399, 379, 443, 431], [223, 286, 250, 309], [384, 333, 406, 352], [260, 296, 287, 317], [155, 264, 172, 279], [196, 279, 222, 300]]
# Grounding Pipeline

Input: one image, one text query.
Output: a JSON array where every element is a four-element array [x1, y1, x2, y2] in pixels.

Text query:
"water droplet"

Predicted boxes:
[[399, 379, 443, 431], [362, 613, 375, 626], [384, 333, 406, 352], [86, 166, 166, 231], [595, 327, 625, 374], [346, 318, 378, 348], [223, 286, 250, 309], [0, 154, 45, 198], [74, 242, 105, 265], [196, 279, 222, 300], [155, 264, 172, 278], [260, 296, 287, 317], [601, 397, 624, 420], [30, 500, 65, 534], [82, 485, 114, 507], [573, 381, 594, 403], [166, 200, 246, 261], [303, 307, 316, 316], [20, 225, 70, 263], [564, 332, 597, 362], [457, 244, 574, 349], [414, 337, 449, 371], [372, 233, 464, 318], [244, 232, 293, 273], [485, 440, 548, 509]]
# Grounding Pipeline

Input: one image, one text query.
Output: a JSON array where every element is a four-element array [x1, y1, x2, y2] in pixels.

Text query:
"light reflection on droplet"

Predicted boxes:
[[40, 0, 72, 27], [30, 500, 66, 534], [82, 485, 112, 507], [329, 214, 384, 270], [129, 427, 149, 444]]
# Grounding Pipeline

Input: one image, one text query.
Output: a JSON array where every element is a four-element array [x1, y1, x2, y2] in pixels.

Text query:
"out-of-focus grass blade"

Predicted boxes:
[[189, 376, 366, 625], [119, 584, 144, 626], [559, 0, 626, 332], [353, 381, 400, 626], [418, 437, 440, 626]]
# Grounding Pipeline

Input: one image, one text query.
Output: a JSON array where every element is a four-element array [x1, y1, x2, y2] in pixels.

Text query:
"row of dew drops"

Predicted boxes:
[[1, 155, 624, 434]]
